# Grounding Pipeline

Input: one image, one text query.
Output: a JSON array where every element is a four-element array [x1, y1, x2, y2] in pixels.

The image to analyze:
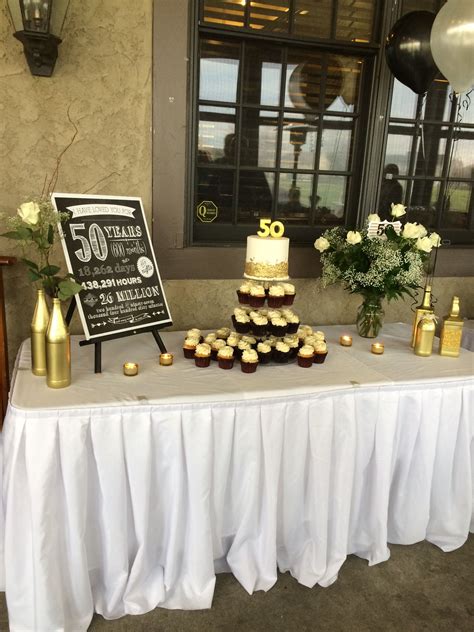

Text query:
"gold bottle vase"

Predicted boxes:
[[31, 289, 50, 376], [46, 298, 71, 389], [414, 316, 436, 357]]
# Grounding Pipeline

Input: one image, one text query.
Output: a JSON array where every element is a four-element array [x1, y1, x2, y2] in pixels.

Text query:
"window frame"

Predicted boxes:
[[151, 0, 474, 281]]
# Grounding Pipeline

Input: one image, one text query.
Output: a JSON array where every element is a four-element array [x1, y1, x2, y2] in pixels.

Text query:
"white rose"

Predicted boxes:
[[314, 236, 330, 252], [391, 203, 407, 218], [416, 224, 427, 238], [416, 236, 433, 253], [429, 232, 441, 247], [346, 231, 362, 245], [367, 213, 381, 223], [403, 222, 421, 239], [17, 201, 41, 225]]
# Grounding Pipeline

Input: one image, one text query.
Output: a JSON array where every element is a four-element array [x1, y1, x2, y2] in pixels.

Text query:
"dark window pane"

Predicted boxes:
[[281, 115, 318, 170], [336, 0, 375, 42], [407, 180, 440, 227], [277, 172, 313, 223], [241, 109, 279, 168], [199, 39, 240, 102], [249, 0, 290, 33], [320, 116, 353, 171], [315, 175, 347, 221], [196, 167, 235, 223], [451, 128, 474, 179], [237, 170, 274, 221], [202, 0, 245, 28], [443, 182, 472, 229], [293, 0, 332, 39], [326, 55, 362, 112], [385, 124, 415, 175], [242, 43, 282, 106], [414, 125, 447, 177], [198, 106, 236, 163]]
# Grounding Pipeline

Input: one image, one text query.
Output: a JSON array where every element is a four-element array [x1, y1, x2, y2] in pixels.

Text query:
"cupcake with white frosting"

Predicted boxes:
[[284, 311, 300, 334], [216, 327, 231, 339], [186, 328, 203, 342], [297, 344, 314, 368], [183, 336, 199, 359], [251, 313, 269, 337], [283, 335, 299, 359], [236, 339, 251, 360], [281, 282, 296, 305], [270, 316, 288, 337], [313, 341, 328, 364], [240, 348, 259, 373], [194, 343, 212, 367], [232, 311, 251, 334], [257, 341, 272, 364], [237, 281, 252, 305], [274, 340, 291, 363], [217, 345, 235, 370], [211, 338, 226, 360], [248, 284, 266, 308], [204, 332, 217, 345], [267, 284, 285, 308]]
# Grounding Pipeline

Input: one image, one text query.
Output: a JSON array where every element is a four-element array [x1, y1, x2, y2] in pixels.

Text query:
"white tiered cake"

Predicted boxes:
[[244, 235, 290, 281]]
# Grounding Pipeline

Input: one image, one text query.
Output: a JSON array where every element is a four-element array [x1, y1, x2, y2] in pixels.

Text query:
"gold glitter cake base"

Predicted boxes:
[[244, 261, 289, 281]]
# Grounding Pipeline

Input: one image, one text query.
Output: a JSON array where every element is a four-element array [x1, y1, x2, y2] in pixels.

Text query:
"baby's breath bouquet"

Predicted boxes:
[[1, 198, 82, 300], [314, 204, 441, 337]]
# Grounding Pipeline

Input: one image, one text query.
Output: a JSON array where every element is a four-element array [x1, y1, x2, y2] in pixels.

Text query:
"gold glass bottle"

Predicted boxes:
[[414, 314, 436, 357], [31, 289, 50, 376], [46, 298, 71, 388], [411, 285, 433, 347], [439, 296, 463, 357]]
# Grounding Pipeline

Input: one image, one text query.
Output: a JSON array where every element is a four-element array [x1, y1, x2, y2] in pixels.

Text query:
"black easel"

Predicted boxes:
[[65, 297, 169, 374]]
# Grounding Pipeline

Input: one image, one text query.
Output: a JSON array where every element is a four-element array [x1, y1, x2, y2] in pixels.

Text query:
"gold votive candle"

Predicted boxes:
[[371, 342, 384, 355], [159, 353, 174, 366], [123, 362, 139, 376], [339, 335, 353, 347]]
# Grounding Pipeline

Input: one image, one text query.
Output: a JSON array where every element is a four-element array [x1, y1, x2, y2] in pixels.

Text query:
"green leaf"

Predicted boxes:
[[16, 226, 34, 240], [1, 231, 23, 240], [20, 258, 39, 270], [28, 269, 42, 282], [40, 265, 61, 276], [47, 224, 54, 245], [58, 279, 83, 298]]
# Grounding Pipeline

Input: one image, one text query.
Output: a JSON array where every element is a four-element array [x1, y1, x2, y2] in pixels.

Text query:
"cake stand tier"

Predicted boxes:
[[243, 273, 290, 282]]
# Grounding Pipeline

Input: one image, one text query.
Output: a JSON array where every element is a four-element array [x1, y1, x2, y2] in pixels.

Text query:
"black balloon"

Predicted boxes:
[[385, 11, 438, 95]]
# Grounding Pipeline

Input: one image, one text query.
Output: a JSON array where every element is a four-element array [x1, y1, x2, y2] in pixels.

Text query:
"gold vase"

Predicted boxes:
[[414, 315, 436, 357], [46, 298, 71, 388], [31, 289, 50, 376]]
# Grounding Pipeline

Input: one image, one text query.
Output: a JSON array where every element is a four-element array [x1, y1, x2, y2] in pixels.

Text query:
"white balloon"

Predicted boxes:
[[430, 0, 474, 94]]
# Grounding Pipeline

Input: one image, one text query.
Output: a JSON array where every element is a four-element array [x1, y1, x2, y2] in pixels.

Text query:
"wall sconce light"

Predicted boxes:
[[7, 0, 70, 77]]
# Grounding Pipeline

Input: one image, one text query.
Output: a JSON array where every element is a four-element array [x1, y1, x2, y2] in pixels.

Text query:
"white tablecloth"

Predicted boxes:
[[1, 324, 473, 632]]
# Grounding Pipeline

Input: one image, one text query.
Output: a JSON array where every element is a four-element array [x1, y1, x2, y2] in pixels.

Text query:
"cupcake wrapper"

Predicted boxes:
[[273, 350, 290, 363], [258, 351, 272, 364], [183, 347, 196, 359], [313, 352, 328, 364], [297, 355, 313, 368], [236, 290, 249, 305], [251, 324, 267, 337], [248, 295, 265, 308], [218, 358, 234, 370], [195, 356, 211, 367], [267, 296, 284, 308], [288, 347, 299, 360], [241, 361, 258, 373], [287, 323, 299, 334], [211, 349, 219, 361], [271, 324, 288, 337], [283, 294, 295, 305]]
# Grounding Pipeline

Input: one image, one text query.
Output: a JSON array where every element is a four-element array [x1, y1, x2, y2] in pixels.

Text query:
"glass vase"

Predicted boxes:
[[356, 295, 385, 338]]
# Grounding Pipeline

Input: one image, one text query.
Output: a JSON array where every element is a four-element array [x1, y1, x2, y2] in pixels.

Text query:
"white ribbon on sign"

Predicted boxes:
[[66, 204, 136, 218], [368, 220, 402, 239]]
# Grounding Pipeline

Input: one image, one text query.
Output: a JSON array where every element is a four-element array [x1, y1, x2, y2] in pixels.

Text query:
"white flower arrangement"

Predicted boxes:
[[314, 210, 441, 302]]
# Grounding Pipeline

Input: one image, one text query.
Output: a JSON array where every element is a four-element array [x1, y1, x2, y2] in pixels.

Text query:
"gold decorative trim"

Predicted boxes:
[[244, 261, 288, 278]]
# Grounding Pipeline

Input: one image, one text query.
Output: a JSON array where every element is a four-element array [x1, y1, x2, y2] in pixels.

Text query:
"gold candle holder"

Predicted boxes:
[[159, 353, 174, 366], [371, 342, 384, 355], [339, 335, 353, 347], [123, 362, 139, 376]]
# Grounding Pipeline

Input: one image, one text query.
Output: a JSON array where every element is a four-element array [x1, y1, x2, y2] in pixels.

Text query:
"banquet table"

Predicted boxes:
[[0, 323, 473, 632]]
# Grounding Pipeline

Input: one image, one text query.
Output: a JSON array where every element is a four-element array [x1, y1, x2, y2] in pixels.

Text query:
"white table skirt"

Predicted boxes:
[[1, 325, 473, 632]]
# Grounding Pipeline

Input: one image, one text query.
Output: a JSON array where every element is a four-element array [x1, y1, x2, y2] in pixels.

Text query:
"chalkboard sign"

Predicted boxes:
[[52, 193, 172, 340]]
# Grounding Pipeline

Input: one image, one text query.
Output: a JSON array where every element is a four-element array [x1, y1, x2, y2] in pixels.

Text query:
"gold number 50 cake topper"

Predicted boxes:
[[257, 219, 285, 238]]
